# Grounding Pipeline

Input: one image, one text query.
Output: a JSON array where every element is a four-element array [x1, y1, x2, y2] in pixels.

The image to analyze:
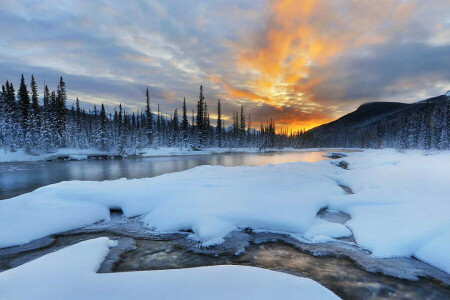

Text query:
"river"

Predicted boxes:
[[1, 150, 449, 299]]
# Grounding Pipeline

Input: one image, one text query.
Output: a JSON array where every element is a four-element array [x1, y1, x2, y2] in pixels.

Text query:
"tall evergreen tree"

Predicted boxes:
[[17, 74, 30, 139], [181, 97, 188, 145], [100, 103, 107, 150], [172, 108, 179, 145], [145, 87, 153, 146], [217, 100, 223, 147], [40, 85, 53, 151], [30, 75, 40, 131], [196, 85, 205, 146], [55, 77, 67, 147]]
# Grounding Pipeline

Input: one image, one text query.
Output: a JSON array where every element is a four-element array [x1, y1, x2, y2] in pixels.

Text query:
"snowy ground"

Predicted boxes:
[[0, 148, 108, 163], [1, 149, 449, 274], [0, 146, 336, 163], [0, 237, 339, 300]]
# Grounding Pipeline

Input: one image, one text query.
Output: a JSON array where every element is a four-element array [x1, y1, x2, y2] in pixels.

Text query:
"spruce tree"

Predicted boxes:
[[145, 87, 153, 146], [217, 100, 223, 147], [56, 77, 67, 147], [181, 97, 188, 146], [172, 108, 179, 145], [17, 74, 30, 140], [156, 103, 161, 146], [100, 103, 107, 150], [196, 85, 205, 146], [240, 105, 246, 146], [40, 85, 53, 152], [30, 75, 40, 134]]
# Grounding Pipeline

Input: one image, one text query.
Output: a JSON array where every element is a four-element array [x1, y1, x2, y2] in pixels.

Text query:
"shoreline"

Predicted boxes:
[[0, 147, 361, 163]]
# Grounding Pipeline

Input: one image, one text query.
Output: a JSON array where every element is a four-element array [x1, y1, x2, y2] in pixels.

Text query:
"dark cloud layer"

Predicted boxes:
[[0, 0, 448, 129]]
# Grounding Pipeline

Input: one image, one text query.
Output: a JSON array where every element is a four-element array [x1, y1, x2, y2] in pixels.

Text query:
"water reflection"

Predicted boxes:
[[114, 239, 450, 300], [1, 151, 330, 199]]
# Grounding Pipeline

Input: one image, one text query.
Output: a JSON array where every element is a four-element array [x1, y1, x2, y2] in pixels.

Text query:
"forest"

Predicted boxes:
[[0, 75, 302, 154], [0, 74, 448, 154]]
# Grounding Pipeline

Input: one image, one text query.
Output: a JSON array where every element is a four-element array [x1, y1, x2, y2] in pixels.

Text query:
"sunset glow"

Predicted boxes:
[[0, 0, 448, 130]]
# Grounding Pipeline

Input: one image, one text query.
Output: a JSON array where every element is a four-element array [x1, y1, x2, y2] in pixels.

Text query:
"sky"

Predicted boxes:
[[0, 0, 449, 130]]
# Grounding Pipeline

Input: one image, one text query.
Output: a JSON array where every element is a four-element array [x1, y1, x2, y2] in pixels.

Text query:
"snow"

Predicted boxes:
[[328, 149, 450, 273], [1, 149, 449, 274], [0, 146, 336, 163], [0, 237, 340, 300], [0, 148, 108, 163], [138, 147, 318, 157], [303, 218, 352, 241], [68, 154, 88, 160], [0, 162, 344, 248]]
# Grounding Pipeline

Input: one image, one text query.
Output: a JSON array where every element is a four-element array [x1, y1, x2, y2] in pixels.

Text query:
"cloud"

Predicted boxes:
[[0, 0, 448, 130]]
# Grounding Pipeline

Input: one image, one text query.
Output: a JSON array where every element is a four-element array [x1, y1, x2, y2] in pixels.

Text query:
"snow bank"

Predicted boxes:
[[1, 149, 449, 273], [328, 150, 450, 273], [0, 237, 340, 300], [68, 154, 88, 160], [0, 148, 108, 163], [0, 162, 344, 248], [138, 147, 323, 157], [0, 146, 346, 162]]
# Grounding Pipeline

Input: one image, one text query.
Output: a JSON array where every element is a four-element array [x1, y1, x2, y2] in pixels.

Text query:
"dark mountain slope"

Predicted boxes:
[[299, 94, 449, 149]]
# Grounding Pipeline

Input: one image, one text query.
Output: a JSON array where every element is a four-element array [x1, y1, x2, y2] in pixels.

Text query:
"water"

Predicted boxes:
[[2, 232, 449, 299], [0, 151, 330, 200], [2, 150, 449, 299]]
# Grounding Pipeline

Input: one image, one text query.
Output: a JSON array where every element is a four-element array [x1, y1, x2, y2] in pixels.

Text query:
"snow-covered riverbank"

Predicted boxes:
[[0, 237, 340, 300], [0, 147, 347, 163], [1, 149, 449, 274]]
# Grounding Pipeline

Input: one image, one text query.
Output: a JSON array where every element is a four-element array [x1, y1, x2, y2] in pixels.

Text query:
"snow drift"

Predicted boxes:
[[1, 150, 449, 273], [0, 237, 340, 300]]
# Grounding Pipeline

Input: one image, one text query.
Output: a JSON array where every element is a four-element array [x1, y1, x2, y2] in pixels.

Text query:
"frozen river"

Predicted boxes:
[[1, 149, 449, 299], [0, 151, 330, 199]]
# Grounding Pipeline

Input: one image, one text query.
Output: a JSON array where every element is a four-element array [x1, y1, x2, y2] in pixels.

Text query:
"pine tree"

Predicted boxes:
[[196, 85, 205, 146], [240, 105, 245, 146], [156, 103, 161, 146], [217, 100, 223, 147], [181, 97, 188, 146], [438, 100, 449, 149], [1, 82, 19, 151], [30, 75, 40, 148], [55, 77, 67, 147], [145, 87, 153, 146], [172, 108, 179, 146], [17, 74, 30, 142], [100, 103, 107, 150], [40, 85, 53, 152]]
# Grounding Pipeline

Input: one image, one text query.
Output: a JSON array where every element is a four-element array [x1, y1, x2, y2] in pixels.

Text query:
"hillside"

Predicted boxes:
[[300, 94, 449, 149]]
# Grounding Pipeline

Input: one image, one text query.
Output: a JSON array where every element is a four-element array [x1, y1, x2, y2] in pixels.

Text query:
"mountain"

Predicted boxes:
[[300, 93, 449, 150]]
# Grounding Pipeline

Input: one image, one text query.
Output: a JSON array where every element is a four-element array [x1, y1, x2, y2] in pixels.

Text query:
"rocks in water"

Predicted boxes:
[[331, 160, 349, 169], [46, 154, 125, 161], [326, 152, 347, 159], [68, 155, 88, 161], [98, 237, 137, 273]]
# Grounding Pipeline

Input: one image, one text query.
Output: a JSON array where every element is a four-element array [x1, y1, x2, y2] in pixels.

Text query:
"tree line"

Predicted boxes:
[[300, 96, 449, 150], [0, 75, 303, 154], [2, 74, 448, 154]]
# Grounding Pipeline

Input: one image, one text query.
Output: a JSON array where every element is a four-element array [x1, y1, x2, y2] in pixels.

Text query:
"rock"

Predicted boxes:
[[331, 160, 349, 169], [326, 152, 347, 159]]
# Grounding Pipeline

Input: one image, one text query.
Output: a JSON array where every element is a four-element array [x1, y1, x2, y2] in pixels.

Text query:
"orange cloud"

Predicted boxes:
[[214, 0, 417, 130], [210, 74, 271, 104]]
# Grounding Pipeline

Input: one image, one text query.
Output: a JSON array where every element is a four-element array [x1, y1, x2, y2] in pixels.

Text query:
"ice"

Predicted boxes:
[[328, 150, 450, 272], [0, 147, 320, 163], [1, 149, 449, 273], [303, 218, 352, 240], [0, 237, 340, 300], [0, 148, 107, 162]]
